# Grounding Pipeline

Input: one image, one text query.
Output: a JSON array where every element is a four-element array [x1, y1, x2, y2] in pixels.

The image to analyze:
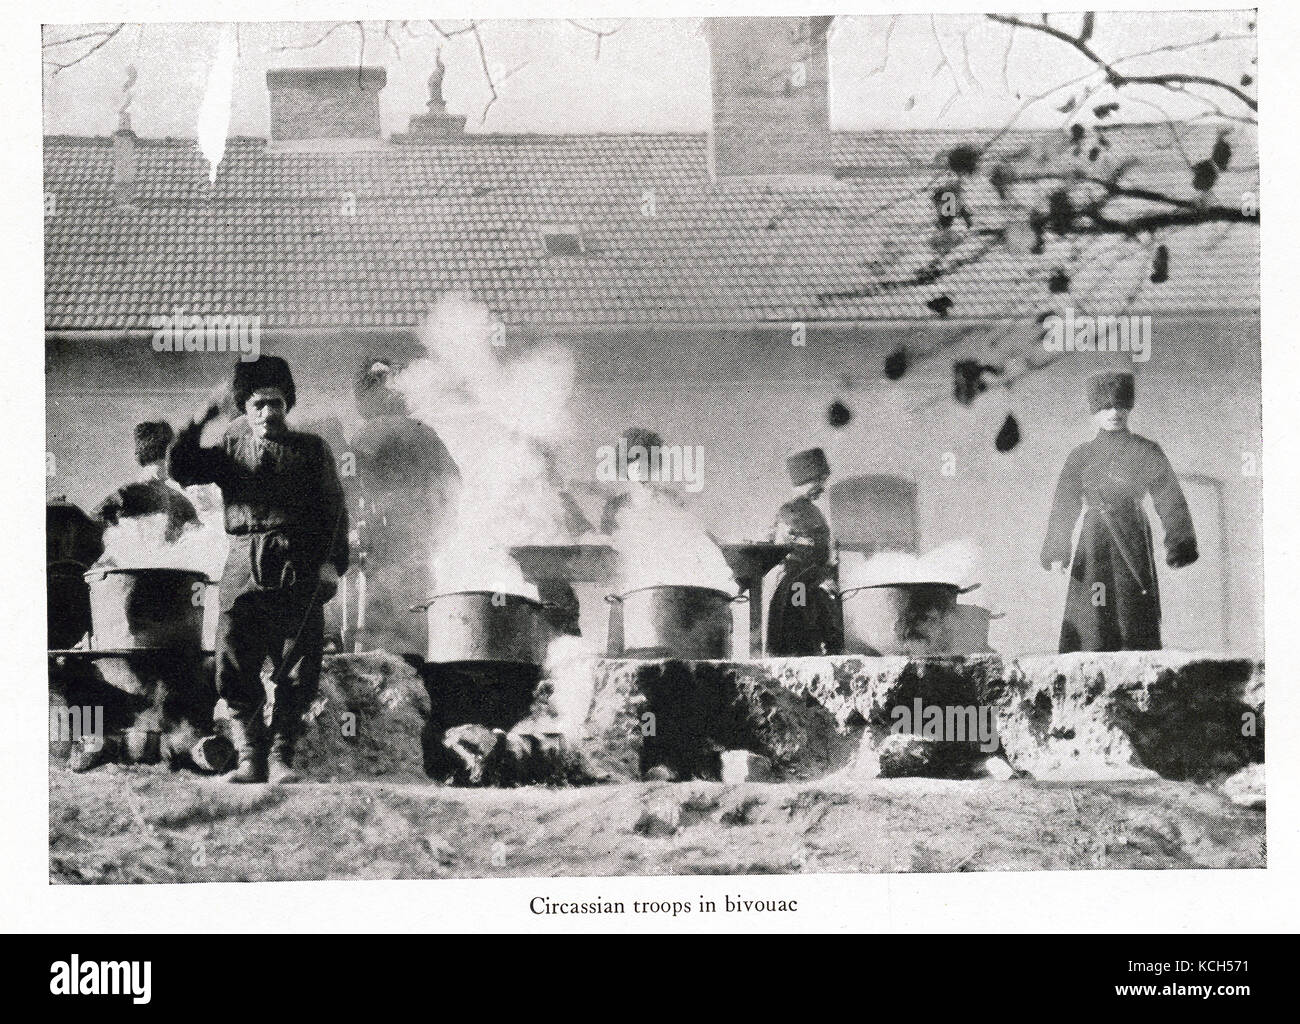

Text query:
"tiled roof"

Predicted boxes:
[[44, 125, 1259, 330]]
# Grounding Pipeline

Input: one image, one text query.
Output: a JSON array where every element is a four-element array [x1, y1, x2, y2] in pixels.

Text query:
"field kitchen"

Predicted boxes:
[[44, 15, 1264, 880]]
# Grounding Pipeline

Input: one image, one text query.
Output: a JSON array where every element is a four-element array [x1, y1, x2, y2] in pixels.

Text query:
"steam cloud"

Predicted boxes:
[[97, 510, 227, 579], [394, 294, 578, 598], [610, 494, 736, 594], [839, 538, 981, 589]]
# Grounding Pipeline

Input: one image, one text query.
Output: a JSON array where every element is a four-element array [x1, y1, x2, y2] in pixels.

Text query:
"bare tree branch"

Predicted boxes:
[[986, 13, 1257, 114], [566, 19, 623, 61], [43, 24, 125, 76]]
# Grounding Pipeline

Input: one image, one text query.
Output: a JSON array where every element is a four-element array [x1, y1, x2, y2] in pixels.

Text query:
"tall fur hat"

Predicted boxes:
[[621, 426, 663, 454], [786, 447, 831, 486], [1086, 371, 1135, 413], [133, 420, 174, 466], [232, 355, 296, 412]]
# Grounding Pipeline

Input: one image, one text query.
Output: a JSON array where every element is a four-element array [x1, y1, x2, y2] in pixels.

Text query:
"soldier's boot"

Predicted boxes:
[[267, 705, 302, 785], [225, 713, 268, 784]]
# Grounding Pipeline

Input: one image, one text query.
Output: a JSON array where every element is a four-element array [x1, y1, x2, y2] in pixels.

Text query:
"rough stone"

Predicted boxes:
[[765, 651, 1263, 783], [633, 802, 681, 837], [582, 659, 851, 782], [278, 651, 430, 782], [1221, 763, 1264, 810], [986, 652, 1264, 782], [719, 750, 775, 784]]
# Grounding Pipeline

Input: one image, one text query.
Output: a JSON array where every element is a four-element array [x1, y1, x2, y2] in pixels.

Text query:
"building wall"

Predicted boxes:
[[46, 310, 1263, 656]]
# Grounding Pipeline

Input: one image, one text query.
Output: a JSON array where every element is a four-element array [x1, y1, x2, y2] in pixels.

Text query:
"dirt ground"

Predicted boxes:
[[49, 764, 1264, 882]]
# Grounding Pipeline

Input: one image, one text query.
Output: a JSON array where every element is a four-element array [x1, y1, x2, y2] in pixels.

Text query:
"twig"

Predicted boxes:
[[566, 19, 623, 61], [986, 13, 1256, 114], [43, 24, 124, 75]]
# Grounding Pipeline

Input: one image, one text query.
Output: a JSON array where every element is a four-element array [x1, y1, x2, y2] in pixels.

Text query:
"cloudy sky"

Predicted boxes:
[[42, 12, 1256, 138]]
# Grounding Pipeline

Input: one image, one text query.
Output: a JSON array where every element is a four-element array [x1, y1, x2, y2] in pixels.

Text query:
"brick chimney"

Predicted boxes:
[[111, 127, 136, 207], [111, 67, 137, 207], [706, 16, 835, 181], [266, 66, 387, 144]]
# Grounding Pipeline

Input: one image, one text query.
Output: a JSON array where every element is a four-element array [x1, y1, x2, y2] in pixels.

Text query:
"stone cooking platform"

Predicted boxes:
[[580, 651, 1264, 786], [51, 649, 1264, 792]]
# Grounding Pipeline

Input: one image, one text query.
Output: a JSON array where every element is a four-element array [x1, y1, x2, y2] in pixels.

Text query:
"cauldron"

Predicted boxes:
[[415, 590, 553, 667], [839, 581, 981, 656], [83, 567, 210, 651], [606, 585, 743, 660]]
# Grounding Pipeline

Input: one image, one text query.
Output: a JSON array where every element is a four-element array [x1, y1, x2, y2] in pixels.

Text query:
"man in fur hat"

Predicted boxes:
[[96, 420, 199, 543], [170, 356, 349, 783], [1040, 371, 1198, 652], [767, 447, 842, 656]]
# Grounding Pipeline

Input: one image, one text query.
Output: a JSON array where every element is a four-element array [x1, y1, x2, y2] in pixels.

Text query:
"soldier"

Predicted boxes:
[[349, 358, 460, 654], [1040, 371, 1198, 652], [767, 447, 842, 656], [170, 356, 349, 783], [96, 421, 199, 543]]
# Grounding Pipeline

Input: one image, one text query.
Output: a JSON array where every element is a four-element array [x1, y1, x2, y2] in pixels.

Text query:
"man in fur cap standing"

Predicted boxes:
[[1041, 371, 1198, 653], [170, 355, 349, 783]]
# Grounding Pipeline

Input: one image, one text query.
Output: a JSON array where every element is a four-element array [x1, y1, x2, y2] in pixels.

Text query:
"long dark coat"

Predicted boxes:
[[767, 496, 842, 656], [1041, 429, 1198, 653]]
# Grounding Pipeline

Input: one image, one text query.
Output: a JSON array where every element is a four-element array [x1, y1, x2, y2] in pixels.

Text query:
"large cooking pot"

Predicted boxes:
[[415, 590, 553, 666], [606, 586, 744, 660], [83, 567, 210, 651], [839, 581, 980, 656]]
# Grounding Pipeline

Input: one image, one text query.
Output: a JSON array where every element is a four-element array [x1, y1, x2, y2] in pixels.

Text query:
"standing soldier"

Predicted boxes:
[[1040, 371, 1198, 652], [96, 421, 199, 543], [767, 447, 842, 656], [349, 358, 460, 654], [170, 356, 349, 783]]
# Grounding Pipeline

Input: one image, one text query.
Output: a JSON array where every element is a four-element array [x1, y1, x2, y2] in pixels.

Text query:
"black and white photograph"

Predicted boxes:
[[8, 0, 1295, 953]]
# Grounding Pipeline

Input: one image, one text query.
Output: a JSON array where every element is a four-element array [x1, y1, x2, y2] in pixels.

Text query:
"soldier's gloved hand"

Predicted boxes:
[[1167, 539, 1199, 569], [193, 381, 232, 428], [317, 564, 340, 602]]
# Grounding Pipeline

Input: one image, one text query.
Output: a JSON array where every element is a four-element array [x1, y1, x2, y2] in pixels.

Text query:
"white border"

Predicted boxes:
[[4, 0, 1295, 933]]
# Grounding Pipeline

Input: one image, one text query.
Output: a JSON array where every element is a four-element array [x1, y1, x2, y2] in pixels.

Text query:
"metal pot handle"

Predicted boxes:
[[731, 593, 749, 604], [839, 583, 980, 600], [49, 558, 92, 572], [410, 601, 433, 613], [604, 593, 623, 605]]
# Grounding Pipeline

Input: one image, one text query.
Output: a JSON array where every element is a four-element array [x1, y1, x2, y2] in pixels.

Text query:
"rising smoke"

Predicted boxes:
[[393, 293, 578, 598], [839, 538, 981, 589], [609, 492, 736, 594]]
